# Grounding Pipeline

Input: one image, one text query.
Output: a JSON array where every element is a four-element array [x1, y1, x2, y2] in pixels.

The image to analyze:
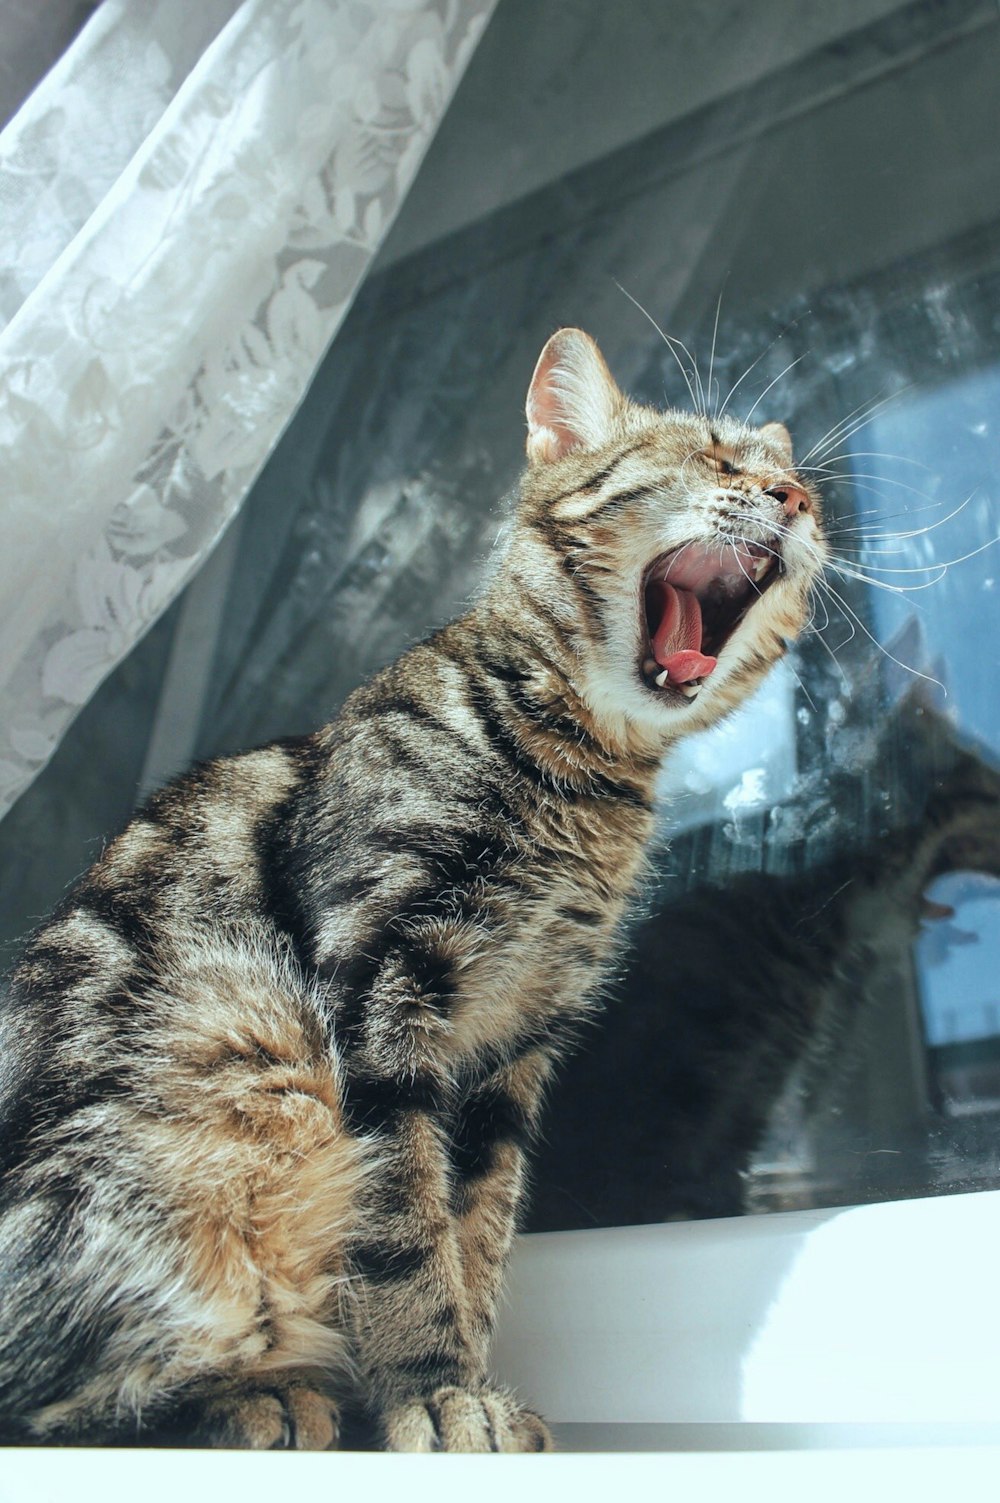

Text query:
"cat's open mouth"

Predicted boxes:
[[640, 540, 781, 700]]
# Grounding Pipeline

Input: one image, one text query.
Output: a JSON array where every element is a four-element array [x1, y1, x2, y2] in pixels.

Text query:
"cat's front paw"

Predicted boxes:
[[382, 1384, 552, 1452], [196, 1382, 340, 1450]]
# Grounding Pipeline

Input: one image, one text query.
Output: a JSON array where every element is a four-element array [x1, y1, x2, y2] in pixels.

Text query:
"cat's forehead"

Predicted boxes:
[[638, 406, 793, 471]]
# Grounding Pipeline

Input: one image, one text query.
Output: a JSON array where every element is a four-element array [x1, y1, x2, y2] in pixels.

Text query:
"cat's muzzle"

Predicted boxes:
[[640, 539, 781, 700]]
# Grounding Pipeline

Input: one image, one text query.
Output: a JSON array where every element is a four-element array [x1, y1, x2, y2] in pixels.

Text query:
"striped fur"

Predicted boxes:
[[0, 330, 825, 1450]]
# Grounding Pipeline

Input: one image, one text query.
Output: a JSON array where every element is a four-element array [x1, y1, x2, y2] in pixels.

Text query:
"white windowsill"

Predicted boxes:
[[494, 1189, 1000, 1427], [4, 1191, 1000, 1495]]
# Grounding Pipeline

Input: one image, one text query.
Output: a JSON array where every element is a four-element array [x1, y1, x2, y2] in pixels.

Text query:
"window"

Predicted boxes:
[[3, 3, 999, 1448]]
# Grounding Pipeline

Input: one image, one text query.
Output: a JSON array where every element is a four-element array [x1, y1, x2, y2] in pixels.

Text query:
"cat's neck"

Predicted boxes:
[[449, 596, 665, 799]]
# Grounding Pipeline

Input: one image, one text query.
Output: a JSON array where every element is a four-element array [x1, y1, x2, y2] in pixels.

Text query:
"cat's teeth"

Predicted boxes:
[[652, 666, 701, 696], [753, 557, 771, 581], [648, 664, 702, 695]]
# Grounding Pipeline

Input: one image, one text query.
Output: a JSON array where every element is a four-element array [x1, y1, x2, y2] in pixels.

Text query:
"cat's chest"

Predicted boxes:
[[441, 814, 651, 1057]]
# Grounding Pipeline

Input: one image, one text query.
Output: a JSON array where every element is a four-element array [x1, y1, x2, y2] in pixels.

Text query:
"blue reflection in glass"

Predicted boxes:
[[853, 370, 1000, 1058]]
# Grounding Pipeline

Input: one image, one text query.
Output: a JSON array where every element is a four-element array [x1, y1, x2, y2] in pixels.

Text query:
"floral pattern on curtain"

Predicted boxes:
[[0, 0, 496, 817]]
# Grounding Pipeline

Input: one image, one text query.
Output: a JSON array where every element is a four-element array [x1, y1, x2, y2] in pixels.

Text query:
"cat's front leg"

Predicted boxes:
[[345, 1082, 551, 1452], [387, 1050, 557, 1452], [449, 1047, 555, 1346]]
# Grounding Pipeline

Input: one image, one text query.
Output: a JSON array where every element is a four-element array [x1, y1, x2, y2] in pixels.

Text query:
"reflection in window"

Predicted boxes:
[[859, 367, 1000, 754], [918, 872, 1000, 1118]]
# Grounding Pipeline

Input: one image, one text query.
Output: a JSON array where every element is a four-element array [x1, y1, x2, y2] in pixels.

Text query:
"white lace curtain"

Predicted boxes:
[[0, 0, 495, 818]]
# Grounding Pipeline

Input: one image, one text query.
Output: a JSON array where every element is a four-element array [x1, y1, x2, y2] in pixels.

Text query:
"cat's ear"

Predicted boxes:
[[759, 421, 795, 466], [526, 329, 623, 464]]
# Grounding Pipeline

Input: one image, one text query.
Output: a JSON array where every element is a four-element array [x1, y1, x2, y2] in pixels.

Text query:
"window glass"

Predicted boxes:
[[3, 0, 998, 1230]]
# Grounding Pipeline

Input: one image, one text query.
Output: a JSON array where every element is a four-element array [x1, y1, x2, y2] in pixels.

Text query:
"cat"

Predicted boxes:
[[0, 327, 825, 1450]]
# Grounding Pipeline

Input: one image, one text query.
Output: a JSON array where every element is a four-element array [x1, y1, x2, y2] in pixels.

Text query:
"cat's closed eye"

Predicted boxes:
[[701, 450, 737, 476]]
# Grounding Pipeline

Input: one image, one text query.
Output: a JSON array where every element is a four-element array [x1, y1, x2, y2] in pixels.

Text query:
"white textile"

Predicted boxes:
[[0, 0, 495, 816]]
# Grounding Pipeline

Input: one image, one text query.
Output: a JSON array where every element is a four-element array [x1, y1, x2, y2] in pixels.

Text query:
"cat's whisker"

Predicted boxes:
[[838, 491, 980, 544], [799, 386, 912, 465], [806, 582, 833, 638], [797, 393, 894, 465], [717, 355, 764, 422], [724, 501, 970, 595], [786, 652, 819, 713], [859, 535, 998, 577], [830, 539, 992, 575], [826, 559, 945, 596], [822, 490, 984, 546], [822, 502, 913, 530], [807, 592, 854, 692], [810, 409, 904, 464], [807, 469, 946, 507], [724, 532, 769, 595], [706, 289, 724, 421], [717, 309, 811, 422], [821, 512, 945, 543], [663, 536, 703, 574], [801, 462, 926, 488], [803, 403, 901, 464], [728, 506, 953, 611], [797, 462, 949, 515], [615, 282, 704, 414], [801, 448, 931, 472], [816, 575, 946, 693], [739, 356, 805, 427], [826, 541, 938, 559], [775, 580, 824, 709]]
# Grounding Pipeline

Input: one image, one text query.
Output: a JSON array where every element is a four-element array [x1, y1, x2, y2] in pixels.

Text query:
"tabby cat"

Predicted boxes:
[[0, 328, 824, 1450]]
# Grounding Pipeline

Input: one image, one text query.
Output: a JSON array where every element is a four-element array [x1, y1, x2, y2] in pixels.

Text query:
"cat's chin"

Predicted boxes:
[[637, 539, 783, 706]]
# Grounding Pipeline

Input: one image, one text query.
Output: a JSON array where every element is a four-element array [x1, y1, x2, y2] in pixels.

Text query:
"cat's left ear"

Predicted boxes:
[[526, 329, 623, 464], [759, 421, 794, 466]]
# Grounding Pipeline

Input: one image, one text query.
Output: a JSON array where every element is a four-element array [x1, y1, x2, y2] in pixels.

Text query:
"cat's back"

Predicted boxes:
[[0, 736, 330, 1181], [4, 737, 312, 1007]]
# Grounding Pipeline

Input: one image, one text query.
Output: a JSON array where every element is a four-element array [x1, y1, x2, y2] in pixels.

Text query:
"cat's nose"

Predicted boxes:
[[766, 485, 811, 518]]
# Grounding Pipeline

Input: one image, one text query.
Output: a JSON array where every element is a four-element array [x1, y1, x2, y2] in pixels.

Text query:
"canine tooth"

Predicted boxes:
[[679, 682, 700, 699], [654, 669, 669, 687], [753, 557, 770, 581]]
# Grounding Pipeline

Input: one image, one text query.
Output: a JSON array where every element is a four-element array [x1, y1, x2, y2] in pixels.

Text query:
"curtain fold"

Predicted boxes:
[[0, 0, 496, 817]]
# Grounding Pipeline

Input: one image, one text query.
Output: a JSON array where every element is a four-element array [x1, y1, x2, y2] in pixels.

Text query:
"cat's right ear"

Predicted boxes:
[[759, 421, 795, 466], [526, 329, 623, 464]]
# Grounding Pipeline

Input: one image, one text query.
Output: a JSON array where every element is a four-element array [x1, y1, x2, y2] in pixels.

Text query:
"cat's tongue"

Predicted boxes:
[[649, 580, 718, 684]]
